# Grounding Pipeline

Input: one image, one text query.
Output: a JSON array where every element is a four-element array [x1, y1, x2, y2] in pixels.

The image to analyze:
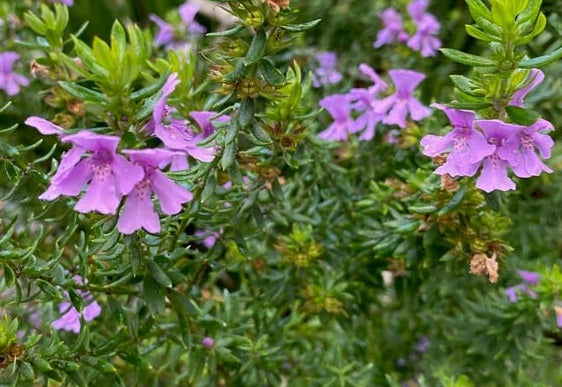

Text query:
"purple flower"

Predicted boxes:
[[358, 63, 388, 95], [518, 270, 539, 286], [0, 52, 29, 96], [407, 0, 429, 21], [150, 2, 205, 48], [374, 8, 409, 48], [505, 119, 554, 179], [415, 336, 431, 353], [509, 69, 544, 108], [347, 89, 385, 141], [341, 64, 388, 141], [118, 149, 193, 234], [406, 0, 441, 57], [376, 69, 431, 128], [420, 104, 495, 176], [52, 277, 101, 334], [474, 120, 520, 192], [194, 230, 219, 249], [178, 3, 206, 35], [312, 52, 342, 88], [48, 0, 74, 6], [505, 284, 537, 303], [555, 306, 562, 328], [317, 94, 357, 141], [26, 118, 144, 213], [147, 74, 220, 170], [150, 15, 176, 48], [202, 337, 215, 348]]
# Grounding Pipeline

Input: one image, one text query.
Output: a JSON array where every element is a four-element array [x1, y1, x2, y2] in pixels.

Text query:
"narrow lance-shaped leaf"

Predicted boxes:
[[440, 48, 496, 67], [244, 28, 267, 65]]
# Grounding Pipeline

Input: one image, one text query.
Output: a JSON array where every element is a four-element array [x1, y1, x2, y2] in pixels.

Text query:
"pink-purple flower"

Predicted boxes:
[[52, 276, 101, 334], [421, 104, 494, 176], [317, 94, 358, 141], [48, 0, 74, 6], [505, 270, 539, 303], [475, 119, 553, 192], [25, 117, 144, 214], [202, 337, 215, 348], [374, 8, 409, 48], [375, 69, 431, 128], [406, 0, 441, 57], [147, 73, 222, 170], [0, 52, 29, 96], [118, 149, 193, 234], [509, 69, 544, 108], [150, 2, 205, 49], [312, 52, 342, 88]]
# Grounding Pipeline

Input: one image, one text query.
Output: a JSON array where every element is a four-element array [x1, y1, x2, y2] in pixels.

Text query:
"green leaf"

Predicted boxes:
[[516, 13, 546, 45], [68, 289, 85, 313], [484, 191, 502, 212], [244, 28, 267, 65], [519, 46, 562, 68], [438, 186, 469, 215], [250, 121, 271, 144], [36, 279, 63, 300], [110, 21, 127, 61], [440, 48, 495, 67], [517, 0, 542, 26], [238, 98, 254, 128], [506, 106, 541, 125], [143, 275, 165, 315], [224, 60, 247, 82], [446, 101, 492, 110], [225, 118, 239, 144], [58, 81, 106, 103], [450, 75, 482, 96], [465, 25, 498, 42], [147, 260, 172, 288], [259, 58, 285, 85], [24, 11, 47, 35], [281, 19, 321, 32], [3, 265, 15, 287], [206, 25, 244, 37], [130, 70, 170, 100], [221, 142, 237, 170], [201, 171, 217, 203]]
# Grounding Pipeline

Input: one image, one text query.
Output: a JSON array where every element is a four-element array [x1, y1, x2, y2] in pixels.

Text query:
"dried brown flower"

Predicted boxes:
[[470, 252, 498, 283]]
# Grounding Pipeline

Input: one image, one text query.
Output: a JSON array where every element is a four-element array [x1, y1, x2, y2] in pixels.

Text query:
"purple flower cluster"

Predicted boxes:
[[375, 0, 441, 57], [312, 52, 342, 88], [505, 270, 539, 303], [318, 64, 430, 141], [150, 2, 206, 50], [26, 73, 224, 234], [0, 52, 29, 96], [52, 276, 101, 333], [48, 0, 74, 6], [421, 69, 554, 192]]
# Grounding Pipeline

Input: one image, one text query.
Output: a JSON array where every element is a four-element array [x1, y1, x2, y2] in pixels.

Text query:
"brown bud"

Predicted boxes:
[[252, 259, 267, 271], [8, 344, 25, 358], [53, 114, 75, 129], [441, 174, 459, 192], [432, 155, 447, 166], [67, 100, 85, 116], [30, 60, 50, 79], [0, 353, 8, 369]]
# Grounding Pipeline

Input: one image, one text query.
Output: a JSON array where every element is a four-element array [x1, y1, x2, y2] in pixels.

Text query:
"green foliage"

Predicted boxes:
[[0, 0, 560, 385]]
